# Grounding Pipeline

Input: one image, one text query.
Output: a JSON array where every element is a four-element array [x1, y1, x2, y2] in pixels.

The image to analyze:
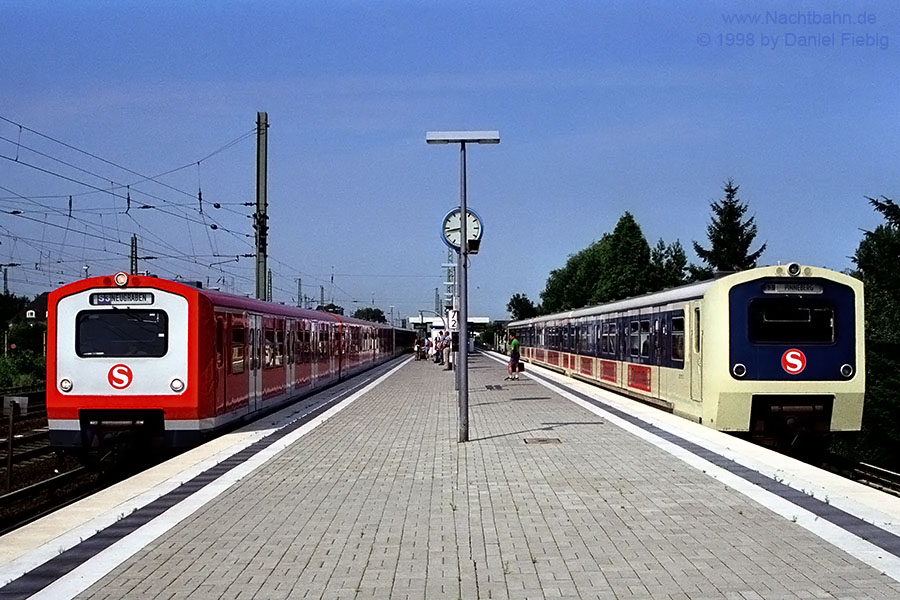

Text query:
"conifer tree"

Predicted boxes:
[[693, 179, 766, 272], [843, 196, 900, 469]]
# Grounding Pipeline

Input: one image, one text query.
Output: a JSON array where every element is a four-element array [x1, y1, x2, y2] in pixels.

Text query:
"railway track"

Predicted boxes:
[[820, 453, 900, 497], [849, 462, 900, 497]]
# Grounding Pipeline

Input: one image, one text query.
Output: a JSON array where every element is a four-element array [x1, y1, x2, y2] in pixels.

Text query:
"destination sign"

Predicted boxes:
[[762, 283, 823, 295], [90, 292, 154, 306]]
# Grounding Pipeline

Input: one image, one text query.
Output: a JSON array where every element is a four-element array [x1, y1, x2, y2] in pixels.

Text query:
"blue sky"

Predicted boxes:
[[1, 1, 898, 320]]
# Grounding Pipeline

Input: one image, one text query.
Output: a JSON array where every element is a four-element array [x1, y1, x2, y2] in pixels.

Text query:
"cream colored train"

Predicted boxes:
[[508, 264, 864, 447]]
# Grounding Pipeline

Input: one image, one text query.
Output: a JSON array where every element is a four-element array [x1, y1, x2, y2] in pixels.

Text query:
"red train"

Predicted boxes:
[[47, 272, 413, 450]]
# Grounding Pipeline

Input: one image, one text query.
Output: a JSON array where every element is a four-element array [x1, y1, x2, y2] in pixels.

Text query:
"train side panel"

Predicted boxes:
[[47, 275, 413, 452], [508, 265, 865, 444]]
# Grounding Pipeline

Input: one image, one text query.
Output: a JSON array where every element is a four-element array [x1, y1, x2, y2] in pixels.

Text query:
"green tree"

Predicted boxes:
[[539, 266, 569, 314], [649, 238, 689, 289], [506, 293, 539, 321], [838, 196, 900, 469], [8, 320, 46, 354], [590, 212, 652, 303], [479, 322, 501, 347], [539, 237, 609, 313], [0, 292, 28, 328], [693, 179, 767, 273], [352, 307, 387, 323], [317, 303, 344, 315]]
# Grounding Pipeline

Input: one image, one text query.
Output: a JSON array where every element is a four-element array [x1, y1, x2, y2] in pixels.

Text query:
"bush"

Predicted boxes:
[[0, 350, 46, 389]]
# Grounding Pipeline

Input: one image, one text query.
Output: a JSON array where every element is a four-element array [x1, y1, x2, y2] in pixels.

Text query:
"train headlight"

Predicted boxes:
[[787, 262, 801, 277], [732, 363, 747, 378], [840, 364, 853, 378], [170, 378, 185, 392], [114, 271, 129, 287], [60, 378, 73, 392]]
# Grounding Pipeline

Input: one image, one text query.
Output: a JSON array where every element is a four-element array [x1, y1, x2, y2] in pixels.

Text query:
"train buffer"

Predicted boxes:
[[1, 353, 899, 599]]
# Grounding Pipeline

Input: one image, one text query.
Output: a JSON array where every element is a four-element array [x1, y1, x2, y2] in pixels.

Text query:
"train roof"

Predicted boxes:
[[509, 278, 715, 328], [508, 263, 862, 328]]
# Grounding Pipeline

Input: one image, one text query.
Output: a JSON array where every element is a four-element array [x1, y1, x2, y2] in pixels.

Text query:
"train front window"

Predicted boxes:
[[748, 298, 834, 344], [76, 309, 168, 357]]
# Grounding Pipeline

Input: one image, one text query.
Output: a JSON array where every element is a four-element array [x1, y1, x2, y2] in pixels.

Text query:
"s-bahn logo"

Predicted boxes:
[[108, 364, 134, 389], [781, 349, 807, 375]]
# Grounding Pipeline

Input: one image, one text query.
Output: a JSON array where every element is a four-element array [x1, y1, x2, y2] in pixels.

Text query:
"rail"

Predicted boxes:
[[851, 462, 900, 497]]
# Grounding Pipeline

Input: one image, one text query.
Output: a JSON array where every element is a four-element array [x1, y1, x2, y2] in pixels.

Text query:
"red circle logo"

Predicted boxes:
[[781, 349, 807, 374], [108, 364, 134, 389]]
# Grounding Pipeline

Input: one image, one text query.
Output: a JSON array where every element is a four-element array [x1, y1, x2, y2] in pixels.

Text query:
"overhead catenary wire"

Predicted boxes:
[[0, 117, 423, 309]]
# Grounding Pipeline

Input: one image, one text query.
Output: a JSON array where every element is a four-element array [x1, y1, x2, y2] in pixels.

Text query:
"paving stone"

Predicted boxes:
[[71, 355, 900, 599]]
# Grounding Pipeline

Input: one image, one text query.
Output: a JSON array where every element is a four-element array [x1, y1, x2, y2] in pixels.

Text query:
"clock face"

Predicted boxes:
[[442, 209, 483, 249]]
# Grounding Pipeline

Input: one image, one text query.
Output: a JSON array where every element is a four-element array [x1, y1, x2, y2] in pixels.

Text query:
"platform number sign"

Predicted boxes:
[[449, 310, 459, 332], [108, 364, 134, 389], [781, 349, 807, 375]]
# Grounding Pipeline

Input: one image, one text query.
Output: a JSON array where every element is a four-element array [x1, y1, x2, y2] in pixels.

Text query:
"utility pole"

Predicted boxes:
[[254, 111, 269, 300], [130, 234, 138, 275], [296, 278, 302, 308], [0, 263, 21, 294], [320, 285, 325, 308], [267, 269, 273, 302]]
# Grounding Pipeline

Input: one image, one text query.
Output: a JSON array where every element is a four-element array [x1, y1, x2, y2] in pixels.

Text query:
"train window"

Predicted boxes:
[[629, 321, 640, 357], [248, 328, 256, 370], [274, 327, 284, 366], [749, 298, 835, 344], [264, 328, 276, 368], [640, 320, 650, 358], [76, 310, 168, 358], [694, 308, 701, 353], [671, 316, 685, 361], [231, 326, 246, 374]]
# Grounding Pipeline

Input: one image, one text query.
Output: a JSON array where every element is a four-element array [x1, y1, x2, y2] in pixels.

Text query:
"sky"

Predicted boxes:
[[1, 1, 898, 321]]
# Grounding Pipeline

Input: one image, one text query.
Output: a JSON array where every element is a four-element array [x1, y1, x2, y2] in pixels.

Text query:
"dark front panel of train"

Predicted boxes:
[[729, 278, 856, 381]]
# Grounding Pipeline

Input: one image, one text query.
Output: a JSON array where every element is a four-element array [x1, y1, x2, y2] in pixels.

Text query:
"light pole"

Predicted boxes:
[[427, 130, 499, 442]]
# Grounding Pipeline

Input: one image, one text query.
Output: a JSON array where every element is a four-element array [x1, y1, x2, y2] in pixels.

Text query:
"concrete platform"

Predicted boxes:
[[1, 352, 899, 599]]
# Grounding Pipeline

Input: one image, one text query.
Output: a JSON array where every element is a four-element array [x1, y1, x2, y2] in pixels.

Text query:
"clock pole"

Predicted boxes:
[[427, 130, 499, 444], [458, 141, 469, 443]]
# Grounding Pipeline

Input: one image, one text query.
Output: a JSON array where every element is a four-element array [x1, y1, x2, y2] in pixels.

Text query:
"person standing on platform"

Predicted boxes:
[[505, 332, 520, 381], [442, 331, 451, 370]]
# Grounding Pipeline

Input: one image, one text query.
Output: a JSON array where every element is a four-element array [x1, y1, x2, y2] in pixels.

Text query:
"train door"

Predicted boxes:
[[337, 323, 344, 379], [689, 301, 702, 402], [300, 320, 311, 387], [214, 315, 227, 414], [285, 319, 296, 391], [309, 322, 318, 386], [650, 307, 662, 400], [249, 313, 263, 412]]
